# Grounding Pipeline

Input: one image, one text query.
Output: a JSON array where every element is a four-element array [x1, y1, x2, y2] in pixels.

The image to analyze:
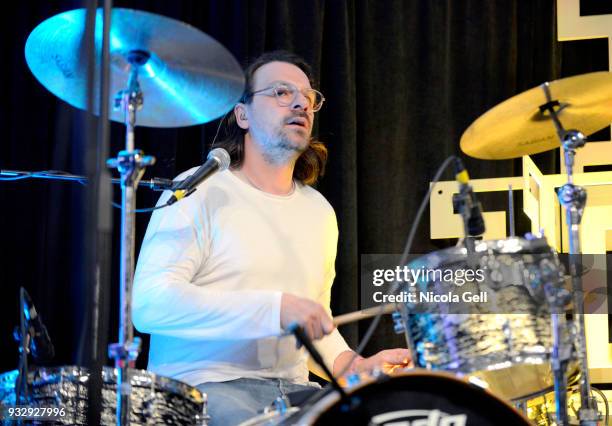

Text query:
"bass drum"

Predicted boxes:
[[289, 371, 531, 426]]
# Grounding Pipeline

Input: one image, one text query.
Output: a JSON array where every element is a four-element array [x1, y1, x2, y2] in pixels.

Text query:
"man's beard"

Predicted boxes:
[[259, 126, 310, 165], [278, 127, 310, 152]]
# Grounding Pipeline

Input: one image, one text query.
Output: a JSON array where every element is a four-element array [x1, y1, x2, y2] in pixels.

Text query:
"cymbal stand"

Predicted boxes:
[[539, 82, 599, 426], [107, 50, 156, 426], [545, 269, 572, 426]]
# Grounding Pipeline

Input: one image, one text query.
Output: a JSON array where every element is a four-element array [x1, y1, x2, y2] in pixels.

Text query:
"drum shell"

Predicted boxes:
[[0, 366, 204, 425], [403, 237, 570, 400]]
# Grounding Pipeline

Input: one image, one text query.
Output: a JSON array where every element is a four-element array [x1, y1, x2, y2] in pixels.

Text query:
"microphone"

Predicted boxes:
[[22, 289, 55, 361], [166, 148, 231, 205], [454, 157, 485, 236]]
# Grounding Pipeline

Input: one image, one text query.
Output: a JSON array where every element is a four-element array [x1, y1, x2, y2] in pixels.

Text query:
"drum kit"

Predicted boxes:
[[1, 5, 611, 426]]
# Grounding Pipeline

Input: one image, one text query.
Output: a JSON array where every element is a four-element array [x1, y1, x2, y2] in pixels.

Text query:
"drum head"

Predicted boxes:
[[298, 371, 530, 425]]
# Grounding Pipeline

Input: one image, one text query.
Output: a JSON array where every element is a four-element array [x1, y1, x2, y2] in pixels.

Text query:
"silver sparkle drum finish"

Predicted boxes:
[[0, 370, 18, 407], [403, 237, 570, 400], [0, 366, 205, 425]]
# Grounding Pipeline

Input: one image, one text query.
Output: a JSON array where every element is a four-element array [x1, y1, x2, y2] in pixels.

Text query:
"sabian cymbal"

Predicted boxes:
[[460, 72, 612, 159], [25, 8, 244, 128]]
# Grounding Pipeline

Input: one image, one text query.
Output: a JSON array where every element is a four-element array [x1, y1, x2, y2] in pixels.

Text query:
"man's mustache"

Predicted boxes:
[[285, 111, 311, 127]]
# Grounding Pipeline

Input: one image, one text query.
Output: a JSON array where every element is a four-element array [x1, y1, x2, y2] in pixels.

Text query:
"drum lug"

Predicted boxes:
[[345, 373, 361, 388], [263, 395, 291, 415], [391, 311, 405, 334], [370, 367, 383, 379], [142, 396, 154, 420], [196, 392, 211, 426]]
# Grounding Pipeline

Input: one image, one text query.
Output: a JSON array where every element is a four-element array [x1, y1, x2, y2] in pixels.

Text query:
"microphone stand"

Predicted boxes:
[[287, 323, 348, 400], [15, 288, 30, 409]]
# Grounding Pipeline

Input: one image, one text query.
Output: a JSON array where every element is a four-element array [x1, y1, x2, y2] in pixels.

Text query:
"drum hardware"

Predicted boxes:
[[265, 395, 291, 415], [391, 310, 405, 335], [12, 288, 55, 410], [105, 47, 157, 426], [238, 388, 322, 426], [517, 383, 609, 426], [15, 288, 30, 408], [508, 184, 516, 237], [238, 407, 300, 426], [25, 7, 244, 425], [544, 261, 573, 425], [197, 393, 211, 426], [453, 158, 485, 237], [536, 80, 598, 426]]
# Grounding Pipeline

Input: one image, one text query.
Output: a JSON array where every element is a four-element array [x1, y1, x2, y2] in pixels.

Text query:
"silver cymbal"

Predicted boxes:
[[25, 8, 245, 128]]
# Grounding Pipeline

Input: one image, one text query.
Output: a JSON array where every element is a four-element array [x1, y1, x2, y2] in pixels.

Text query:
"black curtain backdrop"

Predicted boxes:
[[0, 0, 609, 374]]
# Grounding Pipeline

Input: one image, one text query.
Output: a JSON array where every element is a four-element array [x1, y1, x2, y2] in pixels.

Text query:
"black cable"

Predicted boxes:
[[111, 201, 169, 214], [297, 155, 458, 410], [0, 169, 169, 212], [0, 170, 87, 183], [335, 154, 458, 379]]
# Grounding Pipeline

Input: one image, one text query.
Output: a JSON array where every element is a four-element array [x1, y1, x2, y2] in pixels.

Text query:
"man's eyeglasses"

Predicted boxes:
[[244, 83, 325, 112]]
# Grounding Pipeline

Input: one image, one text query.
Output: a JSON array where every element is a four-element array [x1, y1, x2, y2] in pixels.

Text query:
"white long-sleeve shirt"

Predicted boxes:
[[132, 169, 351, 386]]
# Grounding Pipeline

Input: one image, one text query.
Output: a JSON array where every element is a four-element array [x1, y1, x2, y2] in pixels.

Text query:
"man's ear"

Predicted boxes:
[[235, 104, 248, 130]]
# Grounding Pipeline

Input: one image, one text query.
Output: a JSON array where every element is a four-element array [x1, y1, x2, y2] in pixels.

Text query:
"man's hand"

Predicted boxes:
[[354, 348, 413, 374], [280, 293, 335, 341], [334, 349, 413, 377]]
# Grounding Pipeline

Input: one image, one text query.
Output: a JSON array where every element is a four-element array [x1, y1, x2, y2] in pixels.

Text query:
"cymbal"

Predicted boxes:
[[25, 8, 244, 128], [460, 72, 612, 159]]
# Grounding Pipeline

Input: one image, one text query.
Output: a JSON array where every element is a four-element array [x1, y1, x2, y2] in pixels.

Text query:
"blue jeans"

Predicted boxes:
[[196, 378, 320, 426]]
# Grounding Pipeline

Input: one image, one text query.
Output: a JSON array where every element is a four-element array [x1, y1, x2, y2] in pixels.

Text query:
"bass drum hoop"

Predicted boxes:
[[295, 370, 531, 425]]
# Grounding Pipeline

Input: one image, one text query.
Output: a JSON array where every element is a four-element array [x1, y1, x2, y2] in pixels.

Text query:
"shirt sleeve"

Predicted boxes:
[[309, 214, 352, 377], [132, 193, 282, 340]]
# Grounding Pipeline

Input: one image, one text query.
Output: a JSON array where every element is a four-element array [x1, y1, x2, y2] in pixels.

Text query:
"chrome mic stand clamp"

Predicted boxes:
[[107, 50, 156, 426], [539, 82, 600, 426]]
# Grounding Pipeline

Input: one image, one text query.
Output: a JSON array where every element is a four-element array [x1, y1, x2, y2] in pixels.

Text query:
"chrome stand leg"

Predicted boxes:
[[107, 50, 155, 426]]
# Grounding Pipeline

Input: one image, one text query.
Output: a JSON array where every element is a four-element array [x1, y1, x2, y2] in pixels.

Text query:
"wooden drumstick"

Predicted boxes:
[[333, 303, 398, 326]]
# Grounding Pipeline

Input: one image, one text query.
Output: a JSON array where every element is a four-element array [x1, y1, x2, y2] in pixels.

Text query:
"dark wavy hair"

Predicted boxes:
[[212, 50, 327, 186]]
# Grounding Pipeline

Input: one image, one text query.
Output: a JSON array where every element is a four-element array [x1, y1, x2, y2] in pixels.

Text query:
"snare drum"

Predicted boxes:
[[403, 236, 571, 400], [0, 366, 205, 425], [244, 370, 530, 425]]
